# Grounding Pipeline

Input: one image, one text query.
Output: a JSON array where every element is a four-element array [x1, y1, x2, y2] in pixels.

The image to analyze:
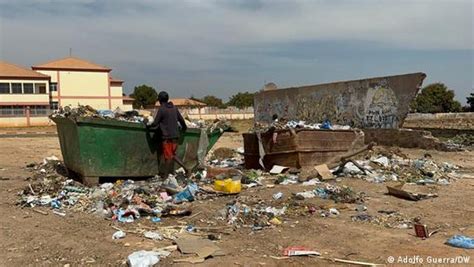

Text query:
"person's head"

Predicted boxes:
[[158, 91, 169, 104]]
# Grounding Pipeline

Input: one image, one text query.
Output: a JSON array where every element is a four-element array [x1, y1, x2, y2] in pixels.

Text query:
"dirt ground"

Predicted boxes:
[[1, 130, 473, 266]]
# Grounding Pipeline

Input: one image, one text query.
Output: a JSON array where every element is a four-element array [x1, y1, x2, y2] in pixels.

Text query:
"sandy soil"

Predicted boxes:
[[0, 133, 473, 266]]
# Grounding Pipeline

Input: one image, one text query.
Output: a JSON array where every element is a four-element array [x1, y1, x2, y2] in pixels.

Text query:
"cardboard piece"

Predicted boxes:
[[175, 237, 225, 259], [386, 184, 438, 201], [314, 164, 334, 180], [173, 257, 205, 264], [269, 165, 289, 174]]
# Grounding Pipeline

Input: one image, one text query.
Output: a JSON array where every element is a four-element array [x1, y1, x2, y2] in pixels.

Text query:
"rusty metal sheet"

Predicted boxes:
[[254, 72, 426, 129], [242, 129, 364, 169]]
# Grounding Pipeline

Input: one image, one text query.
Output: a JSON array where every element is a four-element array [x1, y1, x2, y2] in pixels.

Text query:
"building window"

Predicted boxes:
[[50, 101, 59, 110], [35, 83, 47, 94], [23, 83, 34, 94], [0, 106, 13, 117], [30, 105, 48, 116], [0, 83, 10, 94], [11, 83, 22, 94], [13, 106, 25, 116], [49, 83, 57, 92], [0, 106, 28, 117]]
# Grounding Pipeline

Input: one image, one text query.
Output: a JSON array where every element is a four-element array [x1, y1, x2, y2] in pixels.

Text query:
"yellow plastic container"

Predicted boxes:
[[214, 178, 241, 193], [214, 179, 226, 192]]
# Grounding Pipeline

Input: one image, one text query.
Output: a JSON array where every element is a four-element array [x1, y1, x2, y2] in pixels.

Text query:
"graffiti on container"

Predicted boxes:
[[362, 84, 399, 128], [254, 73, 425, 129], [255, 79, 400, 128]]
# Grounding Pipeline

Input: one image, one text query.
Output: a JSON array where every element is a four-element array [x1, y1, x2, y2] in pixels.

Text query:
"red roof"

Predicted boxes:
[[110, 76, 124, 84], [32, 56, 111, 72], [0, 61, 50, 80]]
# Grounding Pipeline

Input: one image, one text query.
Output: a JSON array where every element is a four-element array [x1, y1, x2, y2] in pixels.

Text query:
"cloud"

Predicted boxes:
[[1, 0, 472, 49], [0, 0, 472, 100]]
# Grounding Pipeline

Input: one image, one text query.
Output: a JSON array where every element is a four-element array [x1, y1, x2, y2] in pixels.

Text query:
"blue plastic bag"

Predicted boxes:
[[321, 119, 332, 129], [446, 235, 474, 249], [314, 188, 328, 199], [174, 183, 198, 203]]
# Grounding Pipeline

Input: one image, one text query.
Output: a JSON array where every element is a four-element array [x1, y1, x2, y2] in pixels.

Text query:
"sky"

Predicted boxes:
[[0, 0, 472, 103]]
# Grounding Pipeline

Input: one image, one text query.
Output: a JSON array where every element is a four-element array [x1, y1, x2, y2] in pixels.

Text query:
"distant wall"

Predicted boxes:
[[363, 128, 448, 150], [187, 113, 254, 120], [0, 116, 53, 127], [403, 112, 474, 130]]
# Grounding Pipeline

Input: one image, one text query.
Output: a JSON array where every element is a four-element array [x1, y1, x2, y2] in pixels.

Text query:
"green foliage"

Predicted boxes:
[[467, 92, 474, 112], [130, 84, 158, 109], [227, 92, 255, 109], [199, 95, 226, 108], [410, 83, 461, 113]]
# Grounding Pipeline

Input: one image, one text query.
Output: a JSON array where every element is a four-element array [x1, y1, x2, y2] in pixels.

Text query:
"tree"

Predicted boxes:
[[227, 92, 255, 109], [410, 83, 461, 113], [199, 95, 226, 108], [467, 92, 474, 112], [130, 85, 158, 109]]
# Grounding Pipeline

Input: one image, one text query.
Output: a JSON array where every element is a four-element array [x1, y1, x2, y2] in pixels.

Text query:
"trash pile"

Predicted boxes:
[[50, 105, 153, 123], [18, 157, 206, 223], [252, 118, 351, 133], [336, 152, 459, 185], [220, 198, 288, 230], [16, 142, 466, 264], [294, 184, 365, 204], [185, 119, 231, 132], [206, 147, 244, 168], [444, 134, 474, 150], [50, 105, 231, 133], [351, 210, 417, 229]]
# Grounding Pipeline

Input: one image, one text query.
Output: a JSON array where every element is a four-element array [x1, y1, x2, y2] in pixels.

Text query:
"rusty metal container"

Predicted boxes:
[[243, 129, 364, 170], [254, 72, 426, 129]]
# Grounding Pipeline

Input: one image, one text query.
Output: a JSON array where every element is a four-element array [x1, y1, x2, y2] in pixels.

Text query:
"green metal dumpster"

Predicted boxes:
[[52, 117, 224, 184]]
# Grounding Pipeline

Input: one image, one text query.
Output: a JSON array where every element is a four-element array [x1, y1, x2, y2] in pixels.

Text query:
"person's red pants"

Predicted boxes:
[[162, 139, 177, 160]]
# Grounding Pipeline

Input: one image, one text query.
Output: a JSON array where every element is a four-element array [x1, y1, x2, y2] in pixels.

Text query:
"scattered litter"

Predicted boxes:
[[269, 217, 282, 225], [414, 223, 438, 238], [302, 179, 320, 186], [144, 231, 163, 241], [112, 230, 126, 240], [270, 165, 289, 174], [174, 183, 199, 203], [283, 246, 320, 257], [151, 217, 161, 223], [445, 235, 474, 249], [356, 205, 367, 212], [351, 214, 373, 222], [52, 210, 66, 217], [213, 179, 241, 193], [273, 192, 283, 200], [329, 208, 340, 216], [371, 156, 389, 167], [127, 250, 161, 267]]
